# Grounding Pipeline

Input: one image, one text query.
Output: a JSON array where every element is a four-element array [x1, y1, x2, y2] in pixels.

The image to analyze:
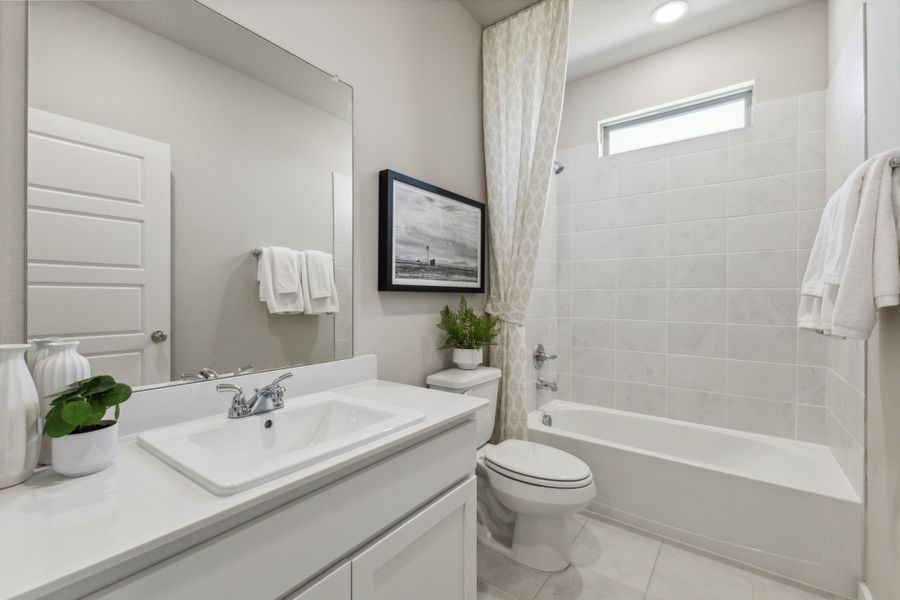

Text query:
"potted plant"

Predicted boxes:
[[437, 297, 499, 370], [43, 375, 132, 477]]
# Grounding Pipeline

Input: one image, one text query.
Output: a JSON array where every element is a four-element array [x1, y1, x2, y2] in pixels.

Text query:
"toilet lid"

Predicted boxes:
[[484, 440, 592, 488]]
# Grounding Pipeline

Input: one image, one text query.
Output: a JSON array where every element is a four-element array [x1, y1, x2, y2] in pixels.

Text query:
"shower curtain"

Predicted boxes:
[[483, 0, 570, 441]]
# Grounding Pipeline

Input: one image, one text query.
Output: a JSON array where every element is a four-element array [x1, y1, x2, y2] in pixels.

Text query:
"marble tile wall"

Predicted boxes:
[[821, 10, 867, 499], [524, 176, 560, 412], [550, 91, 830, 443]]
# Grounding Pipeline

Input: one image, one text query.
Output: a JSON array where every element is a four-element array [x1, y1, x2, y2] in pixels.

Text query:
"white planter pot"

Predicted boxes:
[[452, 348, 483, 370], [52, 421, 118, 477], [33, 341, 91, 465], [0, 344, 41, 489]]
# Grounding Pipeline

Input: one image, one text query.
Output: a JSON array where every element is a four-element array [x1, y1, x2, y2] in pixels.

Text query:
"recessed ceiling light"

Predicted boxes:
[[652, 0, 688, 25]]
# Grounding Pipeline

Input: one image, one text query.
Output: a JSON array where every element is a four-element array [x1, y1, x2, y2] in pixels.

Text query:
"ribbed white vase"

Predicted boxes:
[[0, 344, 41, 489], [26, 338, 60, 375], [33, 341, 90, 465]]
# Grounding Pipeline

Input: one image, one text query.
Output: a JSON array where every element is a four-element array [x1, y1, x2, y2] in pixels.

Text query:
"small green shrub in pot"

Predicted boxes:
[[437, 297, 499, 370], [44, 375, 132, 477]]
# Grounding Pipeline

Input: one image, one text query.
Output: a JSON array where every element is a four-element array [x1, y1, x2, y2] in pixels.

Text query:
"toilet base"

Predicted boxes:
[[476, 514, 571, 573], [511, 514, 571, 571]]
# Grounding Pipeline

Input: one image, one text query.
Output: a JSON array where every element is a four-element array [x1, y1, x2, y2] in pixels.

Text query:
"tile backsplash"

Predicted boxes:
[[546, 90, 830, 444]]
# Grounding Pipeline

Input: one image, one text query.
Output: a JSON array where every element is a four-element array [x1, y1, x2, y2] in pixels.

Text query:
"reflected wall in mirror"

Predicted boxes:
[[26, 0, 353, 390]]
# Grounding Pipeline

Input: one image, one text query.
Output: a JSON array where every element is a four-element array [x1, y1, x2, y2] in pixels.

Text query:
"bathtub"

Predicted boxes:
[[528, 400, 862, 597]]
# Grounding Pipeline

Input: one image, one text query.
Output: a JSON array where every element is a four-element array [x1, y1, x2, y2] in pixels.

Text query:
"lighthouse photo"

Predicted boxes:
[[379, 170, 485, 292]]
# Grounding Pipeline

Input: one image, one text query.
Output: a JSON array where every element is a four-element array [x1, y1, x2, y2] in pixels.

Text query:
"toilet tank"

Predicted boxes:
[[426, 367, 501, 447]]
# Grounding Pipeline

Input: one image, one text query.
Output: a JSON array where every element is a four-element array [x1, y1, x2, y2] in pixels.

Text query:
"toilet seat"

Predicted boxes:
[[484, 440, 592, 489]]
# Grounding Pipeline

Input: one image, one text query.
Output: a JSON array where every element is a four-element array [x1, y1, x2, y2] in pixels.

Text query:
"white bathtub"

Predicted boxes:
[[528, 400, 862, 597]]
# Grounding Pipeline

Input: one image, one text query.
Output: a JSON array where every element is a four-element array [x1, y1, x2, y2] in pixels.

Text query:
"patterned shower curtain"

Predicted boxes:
[[483, 0, 570, 441]]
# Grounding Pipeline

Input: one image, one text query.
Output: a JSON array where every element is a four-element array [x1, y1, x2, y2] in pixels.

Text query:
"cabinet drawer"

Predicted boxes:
[[86, 421, 475, 600]]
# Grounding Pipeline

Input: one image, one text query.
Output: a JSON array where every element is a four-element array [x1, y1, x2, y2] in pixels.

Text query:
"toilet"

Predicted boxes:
[[426, 366, 596, 572]]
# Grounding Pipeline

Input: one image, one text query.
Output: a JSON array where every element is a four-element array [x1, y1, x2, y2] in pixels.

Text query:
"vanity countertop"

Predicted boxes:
[[0, 380, 485, 600]]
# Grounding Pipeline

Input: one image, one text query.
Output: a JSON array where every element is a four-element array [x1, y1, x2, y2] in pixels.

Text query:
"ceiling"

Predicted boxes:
[[459, 0, 813, 81]]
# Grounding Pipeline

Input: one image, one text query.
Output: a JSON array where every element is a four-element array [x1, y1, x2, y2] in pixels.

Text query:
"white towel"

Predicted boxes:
[[299, 251, 340, 314], [306, 251, 335, 299], [271, 246, 300, 294], [257, 247, 304, 314], [799, 150, 900, 338]]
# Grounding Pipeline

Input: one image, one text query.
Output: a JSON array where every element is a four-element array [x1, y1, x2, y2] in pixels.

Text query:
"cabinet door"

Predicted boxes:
[[351, 476, 476, 600], [287, 562, 350, 600]]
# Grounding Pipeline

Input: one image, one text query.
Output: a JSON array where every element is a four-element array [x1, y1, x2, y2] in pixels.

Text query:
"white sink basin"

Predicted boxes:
[[137, 392, 425, 495]]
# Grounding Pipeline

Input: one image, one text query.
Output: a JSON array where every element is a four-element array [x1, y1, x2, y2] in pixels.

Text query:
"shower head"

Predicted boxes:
[[553, 160, 565, 175]]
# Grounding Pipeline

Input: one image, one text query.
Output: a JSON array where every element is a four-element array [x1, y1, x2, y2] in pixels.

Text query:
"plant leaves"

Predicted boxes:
[[49, 389, 82, 405], [436, 296, 499, 350], [60, 397, 91, 425], [76, 375, 117, 397], [44, 408, 77, 438], [80, 398, 108, 426], [97, 383, 132, 408]]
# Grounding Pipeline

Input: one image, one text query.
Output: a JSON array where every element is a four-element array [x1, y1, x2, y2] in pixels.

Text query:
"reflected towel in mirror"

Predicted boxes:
[[257, 247, 304, 314], [300, 251, 339, 314]]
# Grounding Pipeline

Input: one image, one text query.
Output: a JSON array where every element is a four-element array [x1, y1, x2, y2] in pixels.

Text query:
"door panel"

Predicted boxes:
[[27, 108, 171, 385], [352, 476, 477, 600]]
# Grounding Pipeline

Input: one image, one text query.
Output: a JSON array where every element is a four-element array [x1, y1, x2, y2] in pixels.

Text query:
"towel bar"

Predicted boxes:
[[251, 247, 334, 261]]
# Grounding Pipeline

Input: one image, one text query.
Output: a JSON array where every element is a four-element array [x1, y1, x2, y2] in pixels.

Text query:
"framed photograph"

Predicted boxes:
[[379, 169, 485, 293]]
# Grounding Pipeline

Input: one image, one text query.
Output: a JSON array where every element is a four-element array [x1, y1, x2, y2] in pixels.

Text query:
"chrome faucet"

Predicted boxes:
[[181, 367, 220, 381], [533, 344, 558, 369], [536, 379, 558, 392], [217, 372, 293, 419]]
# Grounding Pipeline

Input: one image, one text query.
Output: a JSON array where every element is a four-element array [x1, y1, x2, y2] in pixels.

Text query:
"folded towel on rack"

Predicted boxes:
[[306, 250, 335, 299], [799, 149, 900, 338], [257, 247, 304, 314], [299, 251, 340, 314]]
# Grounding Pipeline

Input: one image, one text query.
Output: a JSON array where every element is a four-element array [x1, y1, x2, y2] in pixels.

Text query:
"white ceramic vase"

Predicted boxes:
[[52, 421, 118, 477], [26, 337, 60, 375], [33, 341, 91, 465], [0, 344, 41, 489], [452, 348, 483, 370]]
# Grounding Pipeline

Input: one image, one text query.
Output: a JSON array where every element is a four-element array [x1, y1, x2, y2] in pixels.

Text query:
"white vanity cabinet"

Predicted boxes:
[[82, 422, 477, 600], [351, 476, 476, 600], [288, 562, 351, 600], [292, 477, 476, 600]]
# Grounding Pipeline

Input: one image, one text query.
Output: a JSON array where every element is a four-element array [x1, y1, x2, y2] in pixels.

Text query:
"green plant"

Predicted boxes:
[[43, 375, 133, 438], [437, 297, 499, 350]]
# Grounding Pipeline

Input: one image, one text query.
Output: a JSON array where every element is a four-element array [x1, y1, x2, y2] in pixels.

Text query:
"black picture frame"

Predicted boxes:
[[378, 169, 486, 293]]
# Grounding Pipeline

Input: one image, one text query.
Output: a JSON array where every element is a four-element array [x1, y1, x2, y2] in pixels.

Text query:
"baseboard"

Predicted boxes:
[[859, 582, 874, 600]]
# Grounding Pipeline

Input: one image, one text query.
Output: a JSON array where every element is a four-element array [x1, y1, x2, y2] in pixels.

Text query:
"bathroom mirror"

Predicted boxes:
[[25, 0, 353, 390]]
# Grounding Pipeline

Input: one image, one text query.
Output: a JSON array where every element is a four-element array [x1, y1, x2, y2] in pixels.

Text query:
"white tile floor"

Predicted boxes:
[[477, 513, 843, 600]]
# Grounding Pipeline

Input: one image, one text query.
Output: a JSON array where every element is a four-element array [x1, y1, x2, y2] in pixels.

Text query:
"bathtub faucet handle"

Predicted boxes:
[[533, 343, 558, 369]]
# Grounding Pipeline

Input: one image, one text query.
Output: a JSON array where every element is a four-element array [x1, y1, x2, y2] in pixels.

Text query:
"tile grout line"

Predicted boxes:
[[645, 539, 664, 596]]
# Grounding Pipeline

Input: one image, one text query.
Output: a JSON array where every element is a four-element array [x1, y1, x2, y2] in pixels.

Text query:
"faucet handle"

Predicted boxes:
[[217, 383, 249, 418], [270, 372, 293, 386], [216, 383, 243, 395]]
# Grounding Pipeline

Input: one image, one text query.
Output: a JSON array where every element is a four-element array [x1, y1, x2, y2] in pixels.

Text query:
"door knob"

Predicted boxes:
[[150, 330, 168, 343]]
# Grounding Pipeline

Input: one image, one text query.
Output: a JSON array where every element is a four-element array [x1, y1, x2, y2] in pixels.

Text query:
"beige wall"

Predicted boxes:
[[0, 3, 26, 345], [864, 0, 900, 595], [559, 1, 827, 149], [28, 1, 352, 378], [202, 0, 487, 385]]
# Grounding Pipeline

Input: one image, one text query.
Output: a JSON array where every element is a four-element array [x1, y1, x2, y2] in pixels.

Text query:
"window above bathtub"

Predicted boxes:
[[598, 82, 753, 156]]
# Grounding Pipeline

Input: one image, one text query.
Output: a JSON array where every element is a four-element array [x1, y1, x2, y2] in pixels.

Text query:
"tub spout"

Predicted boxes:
[[536, 379, 558, 392]]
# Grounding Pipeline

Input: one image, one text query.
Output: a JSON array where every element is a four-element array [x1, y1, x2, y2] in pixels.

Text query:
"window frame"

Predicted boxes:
[[598, 84, 754, 157]]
